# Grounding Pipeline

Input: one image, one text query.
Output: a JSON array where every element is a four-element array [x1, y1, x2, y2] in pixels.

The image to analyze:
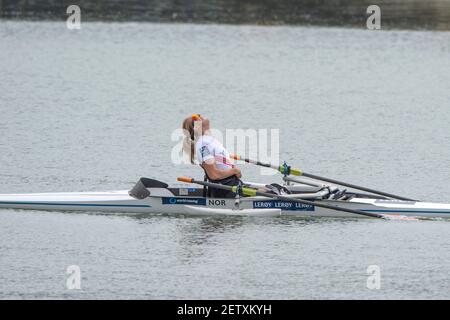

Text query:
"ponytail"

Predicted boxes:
[[182, 117, 196, 164]]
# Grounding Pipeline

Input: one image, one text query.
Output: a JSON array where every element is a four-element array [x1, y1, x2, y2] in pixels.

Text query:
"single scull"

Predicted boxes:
[[0, 176, 449, 219]]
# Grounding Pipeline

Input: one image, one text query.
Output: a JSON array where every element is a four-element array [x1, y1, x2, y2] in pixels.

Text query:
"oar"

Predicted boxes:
[[230, 154, 415, 202], [177, 177, 390, 219]]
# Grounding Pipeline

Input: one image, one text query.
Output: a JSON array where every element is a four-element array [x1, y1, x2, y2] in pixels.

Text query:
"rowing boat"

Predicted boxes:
[[1, 155, 449, 219], [1, 177, 449, 218]]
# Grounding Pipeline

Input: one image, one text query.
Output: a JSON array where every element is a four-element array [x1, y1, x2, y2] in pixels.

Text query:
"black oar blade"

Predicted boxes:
[[129, 177, 169, 199]]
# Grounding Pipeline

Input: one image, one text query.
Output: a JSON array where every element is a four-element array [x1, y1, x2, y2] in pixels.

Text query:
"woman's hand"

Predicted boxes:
[[233, 167, 242, 179]]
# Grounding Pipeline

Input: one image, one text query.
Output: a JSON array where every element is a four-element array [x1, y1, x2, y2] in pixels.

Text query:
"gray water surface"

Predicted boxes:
[[1, 21, 450, 299]]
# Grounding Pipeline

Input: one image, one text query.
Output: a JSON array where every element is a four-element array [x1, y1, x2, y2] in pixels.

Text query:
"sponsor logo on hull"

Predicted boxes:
[[162, 197, 206, 206], [253, 200, 315, 211]]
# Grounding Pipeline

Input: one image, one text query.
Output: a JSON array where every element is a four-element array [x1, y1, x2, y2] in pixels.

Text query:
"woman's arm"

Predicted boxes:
[[202, 162, 241, 180]]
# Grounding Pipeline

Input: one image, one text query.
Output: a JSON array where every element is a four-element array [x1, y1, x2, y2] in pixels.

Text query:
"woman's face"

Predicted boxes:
[[200, 115, 210, 131]]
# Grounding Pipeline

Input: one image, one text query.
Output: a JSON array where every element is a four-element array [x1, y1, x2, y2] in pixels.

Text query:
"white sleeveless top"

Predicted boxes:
[[195, 135, 234, 170]]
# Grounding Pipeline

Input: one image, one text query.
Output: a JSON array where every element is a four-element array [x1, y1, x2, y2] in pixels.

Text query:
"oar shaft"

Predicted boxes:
[[300, 172, 415, 201], [177, 177, 384, 219], [240, 157, 273, 169], [231, 154, 414, 201]]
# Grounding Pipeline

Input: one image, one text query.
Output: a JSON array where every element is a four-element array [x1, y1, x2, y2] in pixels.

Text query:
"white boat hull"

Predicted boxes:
[[1, 189, 450, 218]]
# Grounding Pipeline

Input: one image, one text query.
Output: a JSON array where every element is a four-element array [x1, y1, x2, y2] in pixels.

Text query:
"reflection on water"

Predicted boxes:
[[155, 215, 360, 262], [175, 217, 245, 261], [1, 0, 449, 30]]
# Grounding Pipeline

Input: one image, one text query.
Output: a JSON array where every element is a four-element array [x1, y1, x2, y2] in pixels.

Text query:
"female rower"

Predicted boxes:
[[182, 114, 242, 198]]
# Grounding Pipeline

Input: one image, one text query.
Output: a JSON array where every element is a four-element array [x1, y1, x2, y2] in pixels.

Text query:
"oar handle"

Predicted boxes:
[[230, 153, 240, 160]]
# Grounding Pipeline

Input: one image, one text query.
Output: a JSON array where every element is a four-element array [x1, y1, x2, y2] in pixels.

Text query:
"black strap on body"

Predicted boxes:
[[200, 165, 240, 198], [201, 166, 211, 197], [202, 173, 208, 197]]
